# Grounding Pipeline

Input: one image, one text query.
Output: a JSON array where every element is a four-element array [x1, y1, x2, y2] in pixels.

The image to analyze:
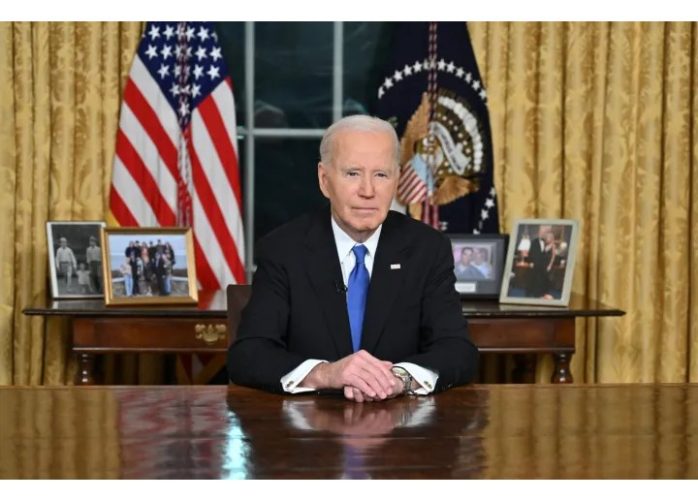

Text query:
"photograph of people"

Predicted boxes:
[[107, 234, 190, 299], [454, 246, 485, 281], [501, 220, 578, 305], [47, 222, 106, 299]]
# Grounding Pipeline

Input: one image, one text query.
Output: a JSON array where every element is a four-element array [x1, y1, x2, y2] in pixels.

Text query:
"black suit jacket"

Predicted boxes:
[[526, 237, 550, 296], [227, 207, 479, 393]]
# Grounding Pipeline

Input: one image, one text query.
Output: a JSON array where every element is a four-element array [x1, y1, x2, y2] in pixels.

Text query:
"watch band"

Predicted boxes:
[[391, 366, 415, 395]]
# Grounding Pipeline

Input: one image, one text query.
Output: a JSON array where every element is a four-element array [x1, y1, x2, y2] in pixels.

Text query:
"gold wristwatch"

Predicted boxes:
[[391, 366, 415, 395]]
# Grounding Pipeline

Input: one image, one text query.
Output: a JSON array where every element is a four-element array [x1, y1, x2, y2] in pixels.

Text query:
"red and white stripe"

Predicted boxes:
[[397, 161, 428, 205], [110, 55, 245, 289]]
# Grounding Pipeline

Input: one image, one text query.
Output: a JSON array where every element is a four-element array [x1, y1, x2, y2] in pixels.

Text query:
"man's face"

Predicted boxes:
[[460, 249, 473, 265], [318, 129, 398, 242]]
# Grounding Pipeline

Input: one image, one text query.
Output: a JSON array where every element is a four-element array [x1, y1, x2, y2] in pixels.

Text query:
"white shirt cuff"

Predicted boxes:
[[393, 362, 438, 395], [280, 359, 327, 393]]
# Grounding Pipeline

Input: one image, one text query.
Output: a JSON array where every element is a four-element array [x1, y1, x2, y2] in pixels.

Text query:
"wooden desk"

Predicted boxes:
[[0, 384, 696, 479], [23, 292, 623, 385]]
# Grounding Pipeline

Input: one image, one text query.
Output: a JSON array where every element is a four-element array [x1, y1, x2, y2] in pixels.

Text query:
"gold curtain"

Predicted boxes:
[[469, 22, 698, 382], [0, 22, 696, 385], [0, 22, 143, 384]]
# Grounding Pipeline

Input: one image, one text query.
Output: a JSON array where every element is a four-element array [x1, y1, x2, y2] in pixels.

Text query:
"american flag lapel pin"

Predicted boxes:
[[390, 263, 401, 270]]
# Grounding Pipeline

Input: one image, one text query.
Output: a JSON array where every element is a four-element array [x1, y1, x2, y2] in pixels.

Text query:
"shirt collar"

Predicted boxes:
[[330, 215, 382, 261]]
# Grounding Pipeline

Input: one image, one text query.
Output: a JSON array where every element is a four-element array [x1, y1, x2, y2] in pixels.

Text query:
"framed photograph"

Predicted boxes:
[[101, 227, 198, 306], [499, 219, 579, 306], [46, 221, 107, 299], [449, 234, 509, 299]]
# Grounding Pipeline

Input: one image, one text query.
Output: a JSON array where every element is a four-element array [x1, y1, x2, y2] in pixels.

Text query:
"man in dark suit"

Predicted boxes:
[[525, 225, 552, 298], [227, 115, 478, 402]]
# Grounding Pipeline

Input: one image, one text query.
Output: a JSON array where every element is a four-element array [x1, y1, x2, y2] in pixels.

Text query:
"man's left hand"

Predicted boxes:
[[344, 378, 403, 402]]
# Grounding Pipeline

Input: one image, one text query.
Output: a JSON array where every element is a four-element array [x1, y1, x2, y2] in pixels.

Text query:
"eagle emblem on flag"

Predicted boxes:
[[398, 88, 487, 221], [375, 22, 499, 234]]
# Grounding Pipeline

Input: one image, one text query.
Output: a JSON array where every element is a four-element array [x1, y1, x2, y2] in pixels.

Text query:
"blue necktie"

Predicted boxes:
[[347, 244, 369, 352]]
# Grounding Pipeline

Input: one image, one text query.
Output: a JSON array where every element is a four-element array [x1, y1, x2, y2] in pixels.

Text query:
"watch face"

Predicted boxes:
[[391, 367, 412, 393]]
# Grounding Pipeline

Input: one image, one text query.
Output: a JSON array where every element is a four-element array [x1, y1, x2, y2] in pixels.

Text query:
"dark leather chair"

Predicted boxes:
[[226, 284, 252, 346]]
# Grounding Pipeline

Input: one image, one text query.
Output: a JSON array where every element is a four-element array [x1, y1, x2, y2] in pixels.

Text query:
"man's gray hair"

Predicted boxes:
[[319, 114, 400, 167]]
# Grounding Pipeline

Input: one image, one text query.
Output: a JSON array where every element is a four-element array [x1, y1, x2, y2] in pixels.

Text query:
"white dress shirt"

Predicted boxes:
[[280, 215, 439, 395]]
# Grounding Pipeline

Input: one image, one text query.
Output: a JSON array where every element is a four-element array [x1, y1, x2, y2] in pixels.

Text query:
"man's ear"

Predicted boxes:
[[317, 162, 330, 199]]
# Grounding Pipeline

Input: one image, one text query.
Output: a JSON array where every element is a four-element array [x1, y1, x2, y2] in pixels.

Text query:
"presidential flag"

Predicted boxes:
[[110, 22, 245, 290], [375, 22, 499, 234]]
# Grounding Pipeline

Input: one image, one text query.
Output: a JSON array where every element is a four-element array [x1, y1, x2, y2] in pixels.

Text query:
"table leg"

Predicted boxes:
[[512, 354, 536, 383], [76, 353, 96, 385], [551, 353, 573, 384]]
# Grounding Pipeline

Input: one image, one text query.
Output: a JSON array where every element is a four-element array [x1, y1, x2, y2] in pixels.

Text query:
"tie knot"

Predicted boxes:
[[352, 244, 368, 264]]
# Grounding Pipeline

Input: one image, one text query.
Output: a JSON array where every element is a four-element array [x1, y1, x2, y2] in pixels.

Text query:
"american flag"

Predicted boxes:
[[110, 21, 245, 289], [397, 156, 429, 205]]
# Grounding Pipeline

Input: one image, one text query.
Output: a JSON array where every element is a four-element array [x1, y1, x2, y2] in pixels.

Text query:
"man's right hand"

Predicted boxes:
[[301, 350, 397, 400]]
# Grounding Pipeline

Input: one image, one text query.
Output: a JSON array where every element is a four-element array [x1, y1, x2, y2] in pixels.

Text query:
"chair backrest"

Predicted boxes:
[[226, 284, 252, 346]]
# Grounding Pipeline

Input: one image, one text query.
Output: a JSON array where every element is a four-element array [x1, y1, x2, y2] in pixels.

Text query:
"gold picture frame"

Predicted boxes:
[[101, 227, 198, 306]]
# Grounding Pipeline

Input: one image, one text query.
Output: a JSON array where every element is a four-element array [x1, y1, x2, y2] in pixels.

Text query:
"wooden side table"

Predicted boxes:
[[24, 292, 623, 385]]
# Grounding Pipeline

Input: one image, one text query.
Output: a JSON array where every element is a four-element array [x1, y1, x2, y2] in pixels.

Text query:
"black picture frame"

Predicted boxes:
[[448, 234, 509, 299]]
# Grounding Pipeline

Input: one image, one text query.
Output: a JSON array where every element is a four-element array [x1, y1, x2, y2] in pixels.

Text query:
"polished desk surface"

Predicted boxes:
[[24, 291, 624, 319], [0, 384, 694, 479]]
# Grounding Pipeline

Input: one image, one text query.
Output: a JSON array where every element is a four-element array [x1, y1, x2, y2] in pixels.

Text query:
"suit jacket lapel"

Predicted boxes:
[[361, 212, 409, 354], [303, 208, 354, 358]]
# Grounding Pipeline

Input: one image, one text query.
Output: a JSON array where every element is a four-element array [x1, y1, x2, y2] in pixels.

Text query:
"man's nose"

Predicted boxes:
[[358, 176, 375, 197]]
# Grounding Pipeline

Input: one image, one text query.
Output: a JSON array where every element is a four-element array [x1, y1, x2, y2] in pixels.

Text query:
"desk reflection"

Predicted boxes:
[[225, 390, 487, 479], [283, 397, 435, 478]]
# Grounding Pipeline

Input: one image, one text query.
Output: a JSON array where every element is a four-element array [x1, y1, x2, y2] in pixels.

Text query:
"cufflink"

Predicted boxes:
[[424, 381, 432, 389], [286, 381, 294, 388]]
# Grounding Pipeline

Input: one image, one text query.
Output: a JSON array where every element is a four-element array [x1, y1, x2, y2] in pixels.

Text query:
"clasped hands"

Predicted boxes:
[[301, 350, 405, 402]]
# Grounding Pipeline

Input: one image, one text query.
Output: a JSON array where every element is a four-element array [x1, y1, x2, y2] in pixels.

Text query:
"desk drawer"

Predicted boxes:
[[469, 317, 574, 352], [73, 318, 229, 353]]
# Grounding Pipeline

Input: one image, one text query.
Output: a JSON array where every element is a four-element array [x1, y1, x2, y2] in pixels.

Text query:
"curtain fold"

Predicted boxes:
[[0, 21, 695, 384], [0, 22, 143, 384], [0, 22, 17, 385]]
